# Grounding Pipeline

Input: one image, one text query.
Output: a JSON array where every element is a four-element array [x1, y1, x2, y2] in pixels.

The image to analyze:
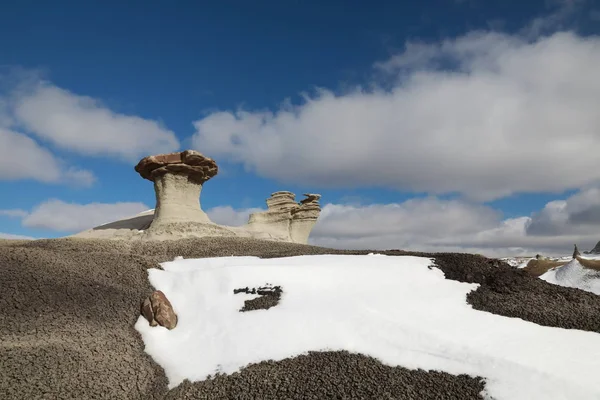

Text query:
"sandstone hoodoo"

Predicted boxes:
[[247, 192, 322, 244], [72, 150, 323, 244], [134, 150, 218, 229]]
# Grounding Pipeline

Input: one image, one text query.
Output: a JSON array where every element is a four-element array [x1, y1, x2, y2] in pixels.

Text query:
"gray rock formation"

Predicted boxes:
[[573, 244, 580, 259]]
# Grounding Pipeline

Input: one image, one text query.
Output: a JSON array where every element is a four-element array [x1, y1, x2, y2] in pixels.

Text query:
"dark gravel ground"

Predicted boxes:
[[166, 351, 485, 400], [235, 285, 283, 312], [2, 237, 600, 399]]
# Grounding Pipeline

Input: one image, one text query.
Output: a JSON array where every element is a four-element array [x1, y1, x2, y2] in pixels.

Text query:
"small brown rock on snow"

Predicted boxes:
[[140, 290, 178, 329]]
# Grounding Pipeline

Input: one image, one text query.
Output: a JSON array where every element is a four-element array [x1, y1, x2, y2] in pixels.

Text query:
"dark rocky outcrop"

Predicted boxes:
[[587, 240, 600, 254]]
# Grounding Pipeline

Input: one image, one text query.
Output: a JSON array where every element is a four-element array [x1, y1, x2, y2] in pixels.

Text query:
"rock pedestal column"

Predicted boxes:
[[246, 192, 322, 244], [247, 191, 298, 240], [290, 194, 322, 244], [134, 150, 218, 230]]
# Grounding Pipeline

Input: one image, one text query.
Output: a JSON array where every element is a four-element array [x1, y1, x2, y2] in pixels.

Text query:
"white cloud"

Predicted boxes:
[[192, 31, 600, 201], [309, 199, 525, 256], [4, 190, 600, 256], [0, 127, 95, 186], [526, 187, 600, 235], [0, 208, 28, 218], [19, 199, 149, 232], [207, 193, 600, 257], [0, 232, 35, 240], [309, 196, 600, 257], [523, 0, 587, 37], [206, 205, 264, 226], [11, 82, 179, 161]]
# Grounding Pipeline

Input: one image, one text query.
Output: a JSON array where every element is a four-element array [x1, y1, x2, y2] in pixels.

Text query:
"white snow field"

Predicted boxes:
[[541, 258, 600, 295], [135, 254, 600, 400], [500, 257, 533, 268]]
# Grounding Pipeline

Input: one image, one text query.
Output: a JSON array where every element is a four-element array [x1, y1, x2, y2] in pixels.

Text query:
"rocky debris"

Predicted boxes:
[[234, 284, 283, 312], [135, 150, 218, 184], [573, 244, 580, 258], [166, 351, 486, 400], [140, 290, 178, 329], [4, 237, 600, 399]]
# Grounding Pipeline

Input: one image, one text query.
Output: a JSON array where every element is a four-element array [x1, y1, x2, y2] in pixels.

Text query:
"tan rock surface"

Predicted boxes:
[[135, 150, 218, 230], [73, 151, 322, 244], [141, 290, 178, 330], [247, 192, 322, 244]]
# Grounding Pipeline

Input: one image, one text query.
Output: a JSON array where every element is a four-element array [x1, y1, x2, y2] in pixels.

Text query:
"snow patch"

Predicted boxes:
[[135, 254, 600, 400], [541, 259, 600, 295]]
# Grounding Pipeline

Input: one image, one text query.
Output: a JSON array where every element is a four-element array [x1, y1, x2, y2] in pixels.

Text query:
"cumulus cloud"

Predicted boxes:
[[192, 31, 600, 201], [11, 82, 180, 161], [0, 128, 95, 186], [310, 195, 600, 257], [526, 187, 600, 235], [206, 206, 263, 226], [3, 191, 600, 256], [0, 208, 29, 218], [0, 232, 35, 240], [15, 199, 149, 232], [203, 194, 600, 257], [523, 0, 587, 37]]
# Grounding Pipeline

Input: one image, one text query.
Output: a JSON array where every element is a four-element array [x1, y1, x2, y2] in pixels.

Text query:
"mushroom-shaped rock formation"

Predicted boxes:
[[72, 150, 322, 243], [133, 150, 237, 239], [135, 150, 217, 228], [246, 192, 322, 244]]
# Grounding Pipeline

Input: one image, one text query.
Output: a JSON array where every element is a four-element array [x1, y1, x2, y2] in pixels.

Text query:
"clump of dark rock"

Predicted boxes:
[[234, 284, 283, 312], [165, 350, 486, 400]]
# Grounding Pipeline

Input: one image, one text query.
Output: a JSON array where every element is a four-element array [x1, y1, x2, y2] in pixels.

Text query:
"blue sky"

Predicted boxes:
[[1, 0, 600, 256]]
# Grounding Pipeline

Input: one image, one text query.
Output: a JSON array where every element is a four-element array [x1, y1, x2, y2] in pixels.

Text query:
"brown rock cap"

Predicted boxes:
[[300, 193, 321, 206], [135, 150, 218, 183]]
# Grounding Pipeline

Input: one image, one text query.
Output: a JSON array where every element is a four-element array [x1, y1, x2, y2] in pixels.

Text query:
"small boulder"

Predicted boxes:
[[140, 290, 178, 329]]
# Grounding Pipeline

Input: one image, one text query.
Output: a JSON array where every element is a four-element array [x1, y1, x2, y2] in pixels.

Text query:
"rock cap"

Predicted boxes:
[[135, 150, 218, 183]]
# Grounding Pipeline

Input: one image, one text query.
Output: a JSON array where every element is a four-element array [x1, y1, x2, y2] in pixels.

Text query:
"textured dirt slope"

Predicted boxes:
[[2, 237, 600, 399]]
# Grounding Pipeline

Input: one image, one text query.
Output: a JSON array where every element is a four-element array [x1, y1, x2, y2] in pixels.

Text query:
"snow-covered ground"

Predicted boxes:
[[502, 253, 600, 294], [136, 254, 600, 400], [541, 258, 600, 295], [500, 256, 534, 268]]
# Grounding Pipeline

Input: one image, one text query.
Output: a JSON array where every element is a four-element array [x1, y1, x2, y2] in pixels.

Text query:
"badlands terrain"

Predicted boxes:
[[2, 237, 600, 399]]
